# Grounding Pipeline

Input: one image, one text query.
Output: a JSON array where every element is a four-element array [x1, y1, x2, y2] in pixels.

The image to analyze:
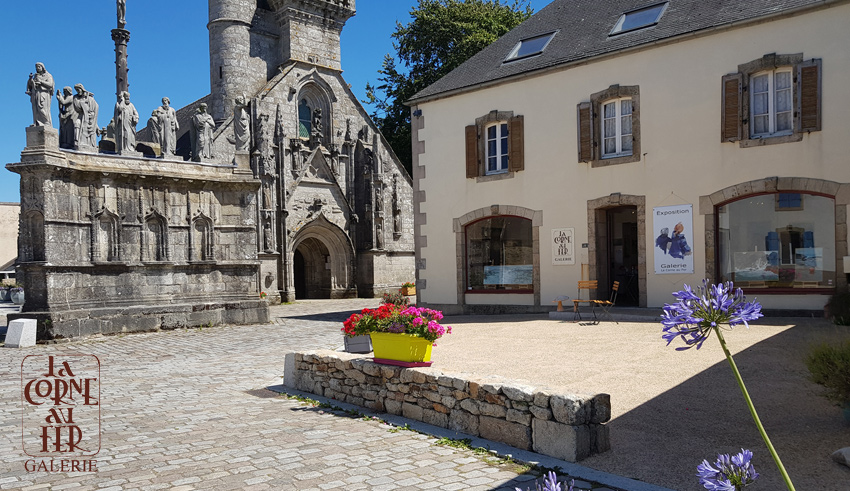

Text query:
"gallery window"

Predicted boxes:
[[721, 53, 822, 146], [750, 68, 793, 137], [601, 97, 633, 158], [465, 110, 524, 179], [465, 216, 533, 292], [716, 192, 835, 290], [577, 84, 640, 167], [485, 122, 510, 174]]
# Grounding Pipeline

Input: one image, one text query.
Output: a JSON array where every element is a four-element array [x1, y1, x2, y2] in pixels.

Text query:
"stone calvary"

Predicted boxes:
[[9, 0, 414, 340]]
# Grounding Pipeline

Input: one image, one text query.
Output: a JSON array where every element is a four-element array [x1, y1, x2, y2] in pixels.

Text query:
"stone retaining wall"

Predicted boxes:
[[283, 350, 611, 462]]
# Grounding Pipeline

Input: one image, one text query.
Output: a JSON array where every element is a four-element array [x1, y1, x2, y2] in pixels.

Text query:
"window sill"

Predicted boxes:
[[466, 289, 533, 294], [739, 133, 803, 148], [589, 153, 640, 168], [475, 171, 515, 183]]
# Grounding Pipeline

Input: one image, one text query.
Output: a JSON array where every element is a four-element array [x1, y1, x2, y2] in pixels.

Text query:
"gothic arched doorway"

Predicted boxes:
[[293, 237, 330, 299], [289, 215, 356, 299]]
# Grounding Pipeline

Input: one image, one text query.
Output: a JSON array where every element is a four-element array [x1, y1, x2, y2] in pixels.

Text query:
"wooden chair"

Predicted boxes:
[[595, 281, 620, 324], [573, 280, 598, 320]]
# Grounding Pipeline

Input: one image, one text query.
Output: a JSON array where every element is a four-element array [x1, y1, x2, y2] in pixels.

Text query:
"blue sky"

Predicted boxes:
[[0, 0, 548, 203]]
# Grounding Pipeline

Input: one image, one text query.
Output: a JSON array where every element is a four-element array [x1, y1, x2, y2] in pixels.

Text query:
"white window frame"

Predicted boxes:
[[749, 68, 794, 138], [485, 122, 509, 175], [600, 97, 633, 159]]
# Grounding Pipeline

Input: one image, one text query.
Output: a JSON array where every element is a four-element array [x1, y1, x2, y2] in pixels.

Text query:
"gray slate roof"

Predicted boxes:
[[409, 0, 835, 103]]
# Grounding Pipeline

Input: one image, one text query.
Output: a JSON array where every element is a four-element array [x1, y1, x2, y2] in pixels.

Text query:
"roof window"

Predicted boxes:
[[610, 2, 668, 35], [505, 32, 556, 62]]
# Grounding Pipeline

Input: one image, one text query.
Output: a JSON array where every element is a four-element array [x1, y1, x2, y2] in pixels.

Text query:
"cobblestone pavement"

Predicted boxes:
[[1, 299, 617, 491]]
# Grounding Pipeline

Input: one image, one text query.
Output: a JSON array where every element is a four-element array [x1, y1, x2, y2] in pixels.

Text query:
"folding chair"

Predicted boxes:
[[595, 281, 620, 324], [573, 280, 598, 320]]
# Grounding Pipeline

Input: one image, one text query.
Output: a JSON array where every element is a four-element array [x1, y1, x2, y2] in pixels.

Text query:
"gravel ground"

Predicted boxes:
[[428, 312, 850, 490]]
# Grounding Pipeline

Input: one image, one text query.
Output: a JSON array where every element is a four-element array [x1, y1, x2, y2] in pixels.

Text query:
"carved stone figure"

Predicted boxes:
[[375, 220, 384, 249], [72, 84, 99, 149], [113, 91, 139, 155], [233, 95, 250, 152], [147, 108, 164, 148], [311, 108, 323, 146], [26, 63, 54, 127], [190, 103, 216, 162], [56, 87, 77, 148], [255, 113, 273, 176], [158, 97, 178, 155], [117, 0, 126, 28]]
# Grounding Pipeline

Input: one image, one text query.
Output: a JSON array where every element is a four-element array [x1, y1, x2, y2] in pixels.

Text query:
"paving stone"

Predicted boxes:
[[0, 299, 620, 491]]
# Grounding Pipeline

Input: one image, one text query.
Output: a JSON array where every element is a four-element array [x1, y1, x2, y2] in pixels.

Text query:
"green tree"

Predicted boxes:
[[366, 0, 533, 175]]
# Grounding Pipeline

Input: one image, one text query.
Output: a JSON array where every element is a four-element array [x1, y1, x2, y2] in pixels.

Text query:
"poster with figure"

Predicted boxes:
[[653, 204, 694, 274], [552, 228, 575, 265]]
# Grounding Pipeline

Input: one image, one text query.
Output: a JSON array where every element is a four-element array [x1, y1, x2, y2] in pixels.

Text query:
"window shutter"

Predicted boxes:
[[721, 73, 742, 142], [465, 125, 478, 178], [508, 115, 524, 172], [798, 59, 822, 132], [577, 102, 593, 162]]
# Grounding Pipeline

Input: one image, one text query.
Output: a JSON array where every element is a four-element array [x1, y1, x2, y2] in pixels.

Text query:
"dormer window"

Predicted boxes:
[[610, 2, 668, 36], [505, 32, 556, 62]]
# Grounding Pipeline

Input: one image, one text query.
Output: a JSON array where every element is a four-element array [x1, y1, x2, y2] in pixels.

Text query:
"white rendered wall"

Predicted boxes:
[[415, 5, 850, 309]]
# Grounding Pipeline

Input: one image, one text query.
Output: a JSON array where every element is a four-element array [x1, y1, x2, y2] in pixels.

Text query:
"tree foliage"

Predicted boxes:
[[366, 0, 533, 174]]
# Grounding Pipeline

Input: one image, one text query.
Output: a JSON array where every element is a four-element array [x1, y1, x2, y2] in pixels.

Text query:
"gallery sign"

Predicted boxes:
[[21, 355, 100, 473], [552, 228, 575, 265], [653, 204, 694, 275]]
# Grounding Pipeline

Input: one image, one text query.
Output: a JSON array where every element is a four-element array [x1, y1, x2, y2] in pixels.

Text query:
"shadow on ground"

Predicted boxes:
[[578, 322, 850, 490]]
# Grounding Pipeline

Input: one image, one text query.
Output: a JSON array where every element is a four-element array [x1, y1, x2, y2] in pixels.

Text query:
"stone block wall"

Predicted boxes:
[[284, 350, 611, 462]]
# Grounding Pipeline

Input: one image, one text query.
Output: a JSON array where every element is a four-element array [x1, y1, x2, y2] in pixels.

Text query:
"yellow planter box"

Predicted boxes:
[[370, 332, 432, 362], [401, 286, 416, 296]]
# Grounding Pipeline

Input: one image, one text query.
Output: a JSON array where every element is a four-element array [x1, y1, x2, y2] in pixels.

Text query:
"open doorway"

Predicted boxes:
[[606, 206, 640, 306]]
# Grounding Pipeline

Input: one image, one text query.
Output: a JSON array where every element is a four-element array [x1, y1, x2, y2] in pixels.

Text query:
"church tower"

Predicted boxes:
[[208, 0, 356, 122]]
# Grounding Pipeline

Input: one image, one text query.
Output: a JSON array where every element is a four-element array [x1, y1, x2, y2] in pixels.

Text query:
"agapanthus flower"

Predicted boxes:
[[515, 471, 586, 491], [697, 449, 759, 490], [662, 280, 762, 350]]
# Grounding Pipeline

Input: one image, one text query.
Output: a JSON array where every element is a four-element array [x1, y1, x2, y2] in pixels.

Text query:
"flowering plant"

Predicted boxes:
[[402, 282, 415, 288], [515, 471, 584, 491], [342, 304, 451, 343], [663, 280, 794, 491], [381, 291, 411, 307], [697, 449, 759, 490], [259, 291, 267, 299]]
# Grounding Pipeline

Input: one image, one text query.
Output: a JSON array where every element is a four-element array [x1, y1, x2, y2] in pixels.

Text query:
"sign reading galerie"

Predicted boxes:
[[552, 228, 575, 265], [21, 355, 100, 473], [653, 204, 694, 275]]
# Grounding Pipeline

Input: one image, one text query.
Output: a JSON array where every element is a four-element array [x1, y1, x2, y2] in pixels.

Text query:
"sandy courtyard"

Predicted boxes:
[[428, 313, 850, 490]]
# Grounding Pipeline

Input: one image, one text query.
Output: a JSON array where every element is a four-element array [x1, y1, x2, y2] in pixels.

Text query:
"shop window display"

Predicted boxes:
[[717, 193, 835, 290]]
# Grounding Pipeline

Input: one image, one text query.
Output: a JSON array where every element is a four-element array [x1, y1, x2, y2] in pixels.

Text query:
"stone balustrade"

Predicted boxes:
[[283, 350, 611, 462]]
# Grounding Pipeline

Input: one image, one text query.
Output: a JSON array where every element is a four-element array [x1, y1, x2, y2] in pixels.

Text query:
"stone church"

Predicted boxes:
[[8, 0, 414, 339], [197, 0, 415, 303]]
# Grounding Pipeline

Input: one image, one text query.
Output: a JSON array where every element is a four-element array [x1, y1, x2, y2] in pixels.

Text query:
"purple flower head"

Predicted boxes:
[[387, 322, 406, 333], [662, 280, 762, 350], [697, 449, 759, 490], [515, 471, 579, 491]]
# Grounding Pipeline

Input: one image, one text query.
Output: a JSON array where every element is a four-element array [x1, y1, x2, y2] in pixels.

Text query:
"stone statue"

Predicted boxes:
[[147, 108, 164, 148], [117, 0, 126, 28], [158, 97, 178, 155], [56, 87, 77, 148], [190, 103, 216, 162], [72, 84, 99, 149], [26, 63, 54, 127], [311, 108, 323, 146], [255, 113, 273, 175], [113, 91, 138, 155], [375, 220, 384, 249], [233, 95, 250, 152]]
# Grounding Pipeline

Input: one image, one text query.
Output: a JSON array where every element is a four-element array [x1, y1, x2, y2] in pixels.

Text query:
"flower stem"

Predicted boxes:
[[713, 326, 795, 491]]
